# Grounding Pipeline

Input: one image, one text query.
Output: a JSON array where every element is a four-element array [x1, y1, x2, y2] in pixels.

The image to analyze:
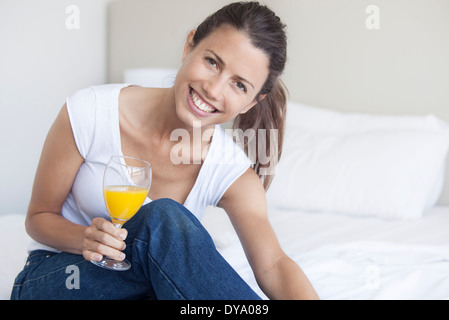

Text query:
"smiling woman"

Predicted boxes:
[[12, 1, 318, 300]]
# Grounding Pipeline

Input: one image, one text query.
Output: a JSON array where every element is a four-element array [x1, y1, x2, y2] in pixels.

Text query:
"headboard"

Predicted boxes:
[[108, 0, 449, 205]]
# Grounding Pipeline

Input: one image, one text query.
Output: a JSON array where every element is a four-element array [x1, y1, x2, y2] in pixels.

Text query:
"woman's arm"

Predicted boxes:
[[26, 105, 126, 261], [218, 168, 319, 300]]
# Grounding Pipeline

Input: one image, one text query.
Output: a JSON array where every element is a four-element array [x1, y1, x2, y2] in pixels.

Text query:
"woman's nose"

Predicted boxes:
[[202, 75, 225, 101]]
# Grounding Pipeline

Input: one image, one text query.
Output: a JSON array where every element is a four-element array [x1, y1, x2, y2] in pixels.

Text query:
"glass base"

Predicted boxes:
[[91, 257, 131, 271]]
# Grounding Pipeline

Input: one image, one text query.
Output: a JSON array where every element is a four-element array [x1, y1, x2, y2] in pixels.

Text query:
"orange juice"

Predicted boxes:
[[103, 185, 148, 225]]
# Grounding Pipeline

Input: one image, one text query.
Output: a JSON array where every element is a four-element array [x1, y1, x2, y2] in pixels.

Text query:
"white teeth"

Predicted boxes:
[[190, 89, 217, 113]]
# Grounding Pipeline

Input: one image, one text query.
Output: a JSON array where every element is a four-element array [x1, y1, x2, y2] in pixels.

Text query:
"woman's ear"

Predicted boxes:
[[182, 29, 196, 62]]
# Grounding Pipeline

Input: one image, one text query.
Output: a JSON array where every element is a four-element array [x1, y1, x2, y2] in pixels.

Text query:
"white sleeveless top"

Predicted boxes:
[[29, 83, 252, 252]]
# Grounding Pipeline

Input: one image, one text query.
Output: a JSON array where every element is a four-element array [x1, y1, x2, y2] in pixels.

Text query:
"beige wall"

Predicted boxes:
[[271, 0, 449, 120], [108, 0, 449, 204]]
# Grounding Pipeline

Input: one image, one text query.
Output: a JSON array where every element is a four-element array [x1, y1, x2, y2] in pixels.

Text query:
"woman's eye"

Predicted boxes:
[[235, 81, 247, 92], [205, 57, 217, 67]]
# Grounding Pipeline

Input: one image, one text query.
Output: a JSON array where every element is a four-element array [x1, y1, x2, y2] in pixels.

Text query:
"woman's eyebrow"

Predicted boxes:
[[206, 49, 255, 89], [207, 49, 225, 66]]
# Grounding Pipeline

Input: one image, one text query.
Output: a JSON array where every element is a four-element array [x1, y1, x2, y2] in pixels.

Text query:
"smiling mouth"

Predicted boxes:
[[189, 88, 218, 114]]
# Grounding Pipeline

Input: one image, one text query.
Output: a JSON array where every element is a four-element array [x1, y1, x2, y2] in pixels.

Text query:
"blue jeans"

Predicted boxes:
[[10, 199, 261, 300]]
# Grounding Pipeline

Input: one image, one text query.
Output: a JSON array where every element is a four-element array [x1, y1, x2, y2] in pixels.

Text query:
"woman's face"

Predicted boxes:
[[174, 25, 270, 128]]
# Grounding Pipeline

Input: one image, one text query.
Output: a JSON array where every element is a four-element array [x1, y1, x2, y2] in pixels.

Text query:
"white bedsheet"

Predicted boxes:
[[1, 206, 448, 300], [202, 205, 449, 300]]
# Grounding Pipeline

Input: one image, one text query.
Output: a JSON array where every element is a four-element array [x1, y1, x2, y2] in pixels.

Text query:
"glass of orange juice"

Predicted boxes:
[[91, 155, 152, 271]]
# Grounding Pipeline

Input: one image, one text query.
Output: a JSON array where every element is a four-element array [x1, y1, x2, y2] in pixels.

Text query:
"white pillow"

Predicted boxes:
[[266, 102, 449, 220]]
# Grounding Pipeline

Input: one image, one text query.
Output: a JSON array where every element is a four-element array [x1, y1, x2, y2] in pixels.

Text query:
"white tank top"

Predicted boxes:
[[29, 83, 252, 252]]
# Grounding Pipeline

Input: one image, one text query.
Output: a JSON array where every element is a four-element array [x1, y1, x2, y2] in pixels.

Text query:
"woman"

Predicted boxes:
[[11, 2, 318, 300]]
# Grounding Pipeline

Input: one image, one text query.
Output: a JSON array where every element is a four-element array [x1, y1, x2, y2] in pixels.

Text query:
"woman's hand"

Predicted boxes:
[[82, 217, 128, 262]]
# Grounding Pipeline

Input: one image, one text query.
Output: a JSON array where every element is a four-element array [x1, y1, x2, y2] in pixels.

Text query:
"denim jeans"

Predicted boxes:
[[10, 198, 261, 300]]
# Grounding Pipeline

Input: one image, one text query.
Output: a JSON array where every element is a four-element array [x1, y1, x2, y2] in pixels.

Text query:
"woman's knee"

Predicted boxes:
[[140, 198, 194, 225], [136, 198, 213, 245]]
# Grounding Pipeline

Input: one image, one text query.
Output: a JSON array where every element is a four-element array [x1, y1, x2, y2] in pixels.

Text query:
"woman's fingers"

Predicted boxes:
[[83, 239, 126, 261], [83, 248, 103, 262], [88, 221, 126, 250], [92, 217, 127, 241], [83, 217, 128, 261]]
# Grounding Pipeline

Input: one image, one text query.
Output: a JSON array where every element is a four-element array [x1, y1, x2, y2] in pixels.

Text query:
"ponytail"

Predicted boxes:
[[233, 78, 288, 190]]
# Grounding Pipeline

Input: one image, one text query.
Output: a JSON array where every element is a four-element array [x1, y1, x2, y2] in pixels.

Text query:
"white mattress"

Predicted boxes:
[[1, 206, 448, 300]]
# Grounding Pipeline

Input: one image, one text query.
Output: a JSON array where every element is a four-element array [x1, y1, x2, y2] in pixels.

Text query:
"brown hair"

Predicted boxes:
[[192, 1, 288, 190]]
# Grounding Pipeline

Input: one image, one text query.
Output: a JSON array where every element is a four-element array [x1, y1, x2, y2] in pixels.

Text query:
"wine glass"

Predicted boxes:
[[91, 155, 152, 271]]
